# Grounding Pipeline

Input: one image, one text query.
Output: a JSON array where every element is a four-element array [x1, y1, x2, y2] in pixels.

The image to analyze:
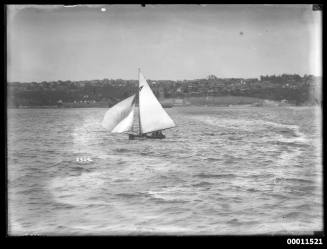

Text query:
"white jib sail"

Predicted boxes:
[[139, 71, 175, 134], [102, 95, 135, 133], [111, 106, 135, 133]]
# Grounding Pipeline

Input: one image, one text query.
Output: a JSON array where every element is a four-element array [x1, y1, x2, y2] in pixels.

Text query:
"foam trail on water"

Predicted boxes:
[[191, 115, 308, 143]]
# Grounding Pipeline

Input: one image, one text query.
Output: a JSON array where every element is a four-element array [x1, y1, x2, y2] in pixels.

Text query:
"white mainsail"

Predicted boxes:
[[102, 94, 135, 133], [138, 71, 176, 134]]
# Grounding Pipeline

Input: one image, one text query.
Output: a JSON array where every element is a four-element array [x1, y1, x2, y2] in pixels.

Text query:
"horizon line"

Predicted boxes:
[[7, 73, 322, 84]]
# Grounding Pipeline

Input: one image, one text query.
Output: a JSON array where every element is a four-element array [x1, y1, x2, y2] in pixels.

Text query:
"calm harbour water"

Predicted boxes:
[[7, 106, 322, 235]]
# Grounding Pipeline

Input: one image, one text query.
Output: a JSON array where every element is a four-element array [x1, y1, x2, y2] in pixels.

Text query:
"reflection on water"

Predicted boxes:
[[7, 106, 322, 235]]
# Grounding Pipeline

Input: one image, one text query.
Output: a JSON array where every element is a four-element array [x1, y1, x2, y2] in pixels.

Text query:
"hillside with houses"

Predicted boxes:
[[7, 74, 321, 108]]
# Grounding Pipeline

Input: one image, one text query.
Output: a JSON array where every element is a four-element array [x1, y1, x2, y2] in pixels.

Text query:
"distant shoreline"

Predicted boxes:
[[8, 104, 319, 109], [8, 95, 320, 109], [8, 74, 321, 109]]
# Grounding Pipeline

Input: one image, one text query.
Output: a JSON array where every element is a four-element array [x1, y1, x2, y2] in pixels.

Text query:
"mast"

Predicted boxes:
[[138, 68, 142, 135]]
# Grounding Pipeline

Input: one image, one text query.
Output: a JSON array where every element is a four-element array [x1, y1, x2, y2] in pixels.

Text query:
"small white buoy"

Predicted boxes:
[[101, 7, 106, 12]]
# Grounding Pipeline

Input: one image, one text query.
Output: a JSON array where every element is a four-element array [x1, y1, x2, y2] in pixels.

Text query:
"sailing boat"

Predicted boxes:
[[101, 69, 175, 139]]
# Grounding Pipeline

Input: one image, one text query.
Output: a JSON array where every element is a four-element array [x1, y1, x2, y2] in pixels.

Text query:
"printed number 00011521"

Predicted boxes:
[[287, 238, 323, 245]]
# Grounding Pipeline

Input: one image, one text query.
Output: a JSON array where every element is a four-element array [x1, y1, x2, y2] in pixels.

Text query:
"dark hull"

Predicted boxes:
[[129, 134, 165, 140]]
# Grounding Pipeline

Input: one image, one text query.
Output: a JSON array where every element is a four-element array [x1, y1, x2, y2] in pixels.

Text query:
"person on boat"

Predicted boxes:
[[158, 131, 165, 138], [150, 130, 165, 138]]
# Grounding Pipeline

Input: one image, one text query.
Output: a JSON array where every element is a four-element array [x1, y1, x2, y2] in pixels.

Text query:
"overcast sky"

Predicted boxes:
[[7, 4, 322, 82]]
